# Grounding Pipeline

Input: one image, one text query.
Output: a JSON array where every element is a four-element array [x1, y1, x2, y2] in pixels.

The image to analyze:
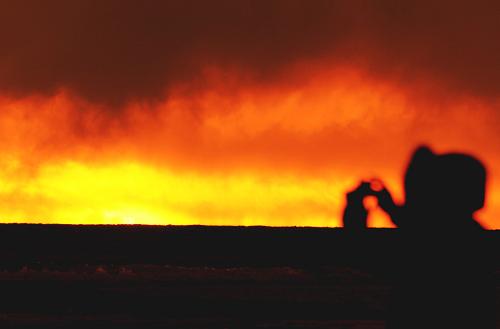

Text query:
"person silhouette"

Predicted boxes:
[[343, 145, 495, 328]]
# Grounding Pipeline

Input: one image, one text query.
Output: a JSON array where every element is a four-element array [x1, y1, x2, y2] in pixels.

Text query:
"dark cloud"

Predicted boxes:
[[0, 0, 499, 104]]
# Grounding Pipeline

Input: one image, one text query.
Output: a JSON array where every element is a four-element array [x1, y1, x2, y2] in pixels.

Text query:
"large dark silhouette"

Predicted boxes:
[[343, 145, 495, 328]]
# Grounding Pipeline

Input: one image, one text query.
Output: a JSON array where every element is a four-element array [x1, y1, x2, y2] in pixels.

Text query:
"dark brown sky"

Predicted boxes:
[[0, 0, 499, 105]]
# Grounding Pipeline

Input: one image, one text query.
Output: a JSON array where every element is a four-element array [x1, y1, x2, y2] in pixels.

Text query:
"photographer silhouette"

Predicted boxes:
[[343, 145, 495, 328]]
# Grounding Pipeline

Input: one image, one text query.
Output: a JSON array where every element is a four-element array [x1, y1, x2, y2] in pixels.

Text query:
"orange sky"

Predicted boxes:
[[0, 65, 498, 228], [0, 1, 498, 228]]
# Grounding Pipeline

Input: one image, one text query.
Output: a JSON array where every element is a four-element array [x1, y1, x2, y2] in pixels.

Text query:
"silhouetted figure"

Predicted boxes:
[[343, 146, 495, 328]]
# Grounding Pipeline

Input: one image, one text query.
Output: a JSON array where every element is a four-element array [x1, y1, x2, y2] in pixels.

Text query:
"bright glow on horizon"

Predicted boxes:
[[0, 160, 385, 227]]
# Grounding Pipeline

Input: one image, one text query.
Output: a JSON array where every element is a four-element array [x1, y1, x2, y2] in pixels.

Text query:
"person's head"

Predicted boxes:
[[404, 146, 487, 219]]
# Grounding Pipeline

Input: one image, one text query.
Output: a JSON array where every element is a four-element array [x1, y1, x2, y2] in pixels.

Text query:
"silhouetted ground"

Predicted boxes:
[[0, 224, 498, 328]]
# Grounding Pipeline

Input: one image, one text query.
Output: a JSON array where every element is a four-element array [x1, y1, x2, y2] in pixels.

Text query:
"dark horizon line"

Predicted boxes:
[[0, 222, 498, 231]]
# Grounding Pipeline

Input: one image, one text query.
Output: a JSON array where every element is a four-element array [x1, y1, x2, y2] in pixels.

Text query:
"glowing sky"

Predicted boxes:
[[0, 1, 498, 227]]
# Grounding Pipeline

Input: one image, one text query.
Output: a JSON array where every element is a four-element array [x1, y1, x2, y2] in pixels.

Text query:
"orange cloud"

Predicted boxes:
[[0, 65, 497, 228]]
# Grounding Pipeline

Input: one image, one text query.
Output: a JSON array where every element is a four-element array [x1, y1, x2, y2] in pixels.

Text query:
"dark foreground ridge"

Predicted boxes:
[[0, 224, 498, 329], [0, 224, 400, 268], [1, 224, 500, 267]]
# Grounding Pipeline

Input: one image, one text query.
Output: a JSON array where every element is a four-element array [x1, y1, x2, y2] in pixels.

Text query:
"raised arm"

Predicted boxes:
[[373, 184, 405, 228]]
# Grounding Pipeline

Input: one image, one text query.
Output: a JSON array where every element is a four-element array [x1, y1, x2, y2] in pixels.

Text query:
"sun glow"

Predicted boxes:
[[0, 161, 360, 227]]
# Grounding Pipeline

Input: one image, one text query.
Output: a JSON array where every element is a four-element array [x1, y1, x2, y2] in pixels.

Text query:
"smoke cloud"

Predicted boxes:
[[0, 1, 498, 104]]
